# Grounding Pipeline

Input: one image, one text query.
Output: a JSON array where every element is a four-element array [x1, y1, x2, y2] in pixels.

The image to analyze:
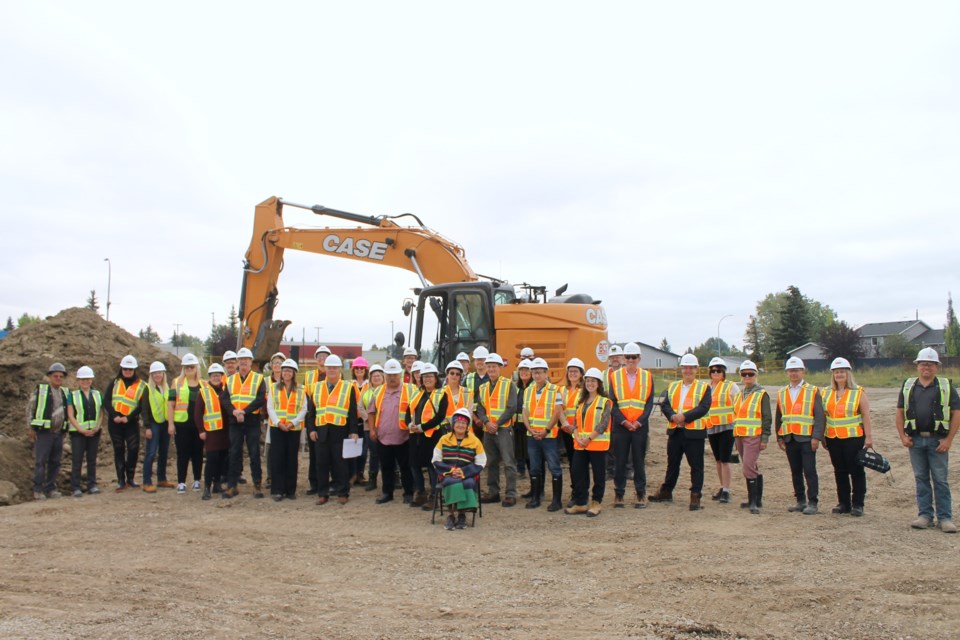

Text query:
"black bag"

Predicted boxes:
[[856, 447, 891, 473]]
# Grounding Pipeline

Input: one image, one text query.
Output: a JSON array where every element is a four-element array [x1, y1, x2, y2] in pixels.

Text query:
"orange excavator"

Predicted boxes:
[[238, 196, 610, 377]]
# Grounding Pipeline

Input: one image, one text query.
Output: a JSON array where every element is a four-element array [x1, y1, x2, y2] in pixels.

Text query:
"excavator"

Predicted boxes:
[[238, 196, 610, 377]]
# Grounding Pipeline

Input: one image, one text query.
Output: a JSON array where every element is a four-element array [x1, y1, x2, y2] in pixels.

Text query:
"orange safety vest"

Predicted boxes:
[[443, 385, 468, 421], [374, 383, 417, 431], [479, 377, 514, 427], [200, 383, 224, 431], [227, 371, 263, 413], [666, 380, 709, 431], [707, 380, 736, 430], [313, 379, 354, 427], [304, 369, 325, 396], [574, 395, 611, 451], [562, 384, 582, 426], [411, 388, 445, 437], [822, 387, 864, 439], [610, 368, 652, 422], [733, 389, 766, 437], [777, 384, 818, 437], [273, 382, 306, 430], [525, 382, 561, 438], [112, 378, 145, 416]]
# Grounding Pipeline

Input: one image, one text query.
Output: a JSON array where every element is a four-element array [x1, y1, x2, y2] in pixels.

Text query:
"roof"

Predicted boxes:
[[787, 342, 821, 354], [916, 328, 945, 346], [855, 320, 929, 337], [631, 341, 681, 358]]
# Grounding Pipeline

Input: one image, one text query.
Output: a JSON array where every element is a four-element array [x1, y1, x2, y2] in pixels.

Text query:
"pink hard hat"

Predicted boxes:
[[352, 357, 369, 369]]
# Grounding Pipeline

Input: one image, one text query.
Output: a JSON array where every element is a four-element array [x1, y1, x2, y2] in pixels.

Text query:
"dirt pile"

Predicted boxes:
[[0, 307, 183, 503]]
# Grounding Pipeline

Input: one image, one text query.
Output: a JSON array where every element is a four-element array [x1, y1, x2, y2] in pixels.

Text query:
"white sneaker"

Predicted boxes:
[[177, 483, 187, 494], [940, 519, 958, 534], [192, 481, 201, 492]]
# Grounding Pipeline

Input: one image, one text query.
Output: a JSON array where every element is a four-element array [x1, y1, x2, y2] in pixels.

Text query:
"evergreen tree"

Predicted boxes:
[[85, 290, 100, 312], [743, 315, 763, 361], [659, 337, 672, 353], [769, 285, 811, 359], [4, 316, 13, 331], [945, 292, 960, 357], [206, 306, 240, 355], [138, 325, 161, 343]]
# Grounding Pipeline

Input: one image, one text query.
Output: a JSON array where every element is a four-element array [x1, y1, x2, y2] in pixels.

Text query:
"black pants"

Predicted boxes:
[[826, 436, 866, 508], [708, 430, 735, 462], [308, 435, 318, 491], [662, 429, 706, 494], [270, 427, 300, 497], [175, 422, 203, 484], [70, 431, 100, 490], [514, 422, 528, 472], [378, 441, 413, 498], [612, 423, 648, 496], [559, 430, 575, 488], [410, 431, 440, 494], [572, 449, 607, 506], [204, 449, 228, 485], [314, 428, 350, 497], [785, 438, 819, 503], [228, 420, 262, 488], [108, 421, 140, 485]]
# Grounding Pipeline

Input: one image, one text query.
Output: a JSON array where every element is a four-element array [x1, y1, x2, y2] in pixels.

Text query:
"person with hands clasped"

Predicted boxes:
[[521, 358, 566, 511], [168, 353, 205, 495], [307, 354, 361, 505], [475, 353, 519, 507], [28, 362, 72, 499], [221, 347, 268, 499], [106, 355, 146, 492], [141, 361, 171, 493], [406, 363, 448, 509], [732, 360, 771, 515], [821, 357, 872, 517], [67, 366, 103, 497], [565, 368, 612, 517], [609, 343, 655, 509], [267, 359, 307, 501], [197, 363, 229, 500], [775, 357, 825, 516], [433, 407, 487, 530]]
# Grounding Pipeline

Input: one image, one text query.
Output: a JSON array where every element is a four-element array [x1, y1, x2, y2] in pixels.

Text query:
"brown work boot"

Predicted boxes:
[[586, 501, 602, 517], [253, 484, 265, 499], [613, 494, 625, 508], [409, 490, 427, 507], [635, 492, 647, 509], [222, 486, 239, 499], [565, 503, 589, 515], [337, 495, 349, 505], [316, 496, 329, 505], [689, 492, 702, 511], [647, 484, 673, 503]]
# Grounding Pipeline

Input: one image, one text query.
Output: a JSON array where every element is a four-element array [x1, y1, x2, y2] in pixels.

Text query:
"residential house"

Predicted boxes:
[[856, 320, 945, 357]]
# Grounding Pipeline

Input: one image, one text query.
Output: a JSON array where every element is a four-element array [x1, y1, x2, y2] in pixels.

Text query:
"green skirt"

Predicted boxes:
[[442, 482, 478, 509]]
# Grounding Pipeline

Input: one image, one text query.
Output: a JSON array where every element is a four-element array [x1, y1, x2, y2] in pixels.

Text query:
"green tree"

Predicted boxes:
[[688, 337, 746, 364], [743, 315, 762, 361], [818, 320, 866, 362], [659, 337, 672, 353], [881, 334, 916, 358], [945, 292, 960, 357], [206, 306, 240, 356], [769, 285, 811, 358], [85, 290, 100, 312], [4, 316, 13, 331], [138, 325, 161, 344], [749, 289, 836, 358], [171, 331, 202, 348], [17, 313, 41, 328]]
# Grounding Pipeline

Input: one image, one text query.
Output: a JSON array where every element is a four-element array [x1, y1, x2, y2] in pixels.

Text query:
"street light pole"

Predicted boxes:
[[314, 326, 322, 345], [174, 323, 183, 357], [717, 314, 733, 357], [103, 258, 112, 321]]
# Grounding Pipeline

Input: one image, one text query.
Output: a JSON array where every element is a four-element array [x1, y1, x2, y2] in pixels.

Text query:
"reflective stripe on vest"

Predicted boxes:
[[228, 371, 263, 413], [903, 377, 952, 435], [374, 383, 417, 430], [611, 368, 652, 422], [31, 384, 67, 429], [411, 388, 445, 436], [443, 386, 468, 426], [172, 377, 193, 422], [70, 389, 102, 431], [273, 383, 306, 430], [733, 390, 765, 437], [112, 378, 144, 416], [314, 379, 353, 426], [822, 387, 863, 438], [777, 384, 818, 437], [708, 380, 735, 427], [480, 377, 514, 427], [575, 395, 611, 451], [525, 382, 561, 438], [148, 385, 168, 424], [562, 384, 582, 426], [667, 380, 708, 431], [200, 383, 224, 431]]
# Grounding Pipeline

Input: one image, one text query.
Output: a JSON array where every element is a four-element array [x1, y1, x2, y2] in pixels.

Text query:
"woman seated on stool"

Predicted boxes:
[[433, 407, 487, 530]]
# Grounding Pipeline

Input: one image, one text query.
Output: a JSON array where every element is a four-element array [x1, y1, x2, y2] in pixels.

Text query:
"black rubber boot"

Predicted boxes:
[[756, 474, 764, 508], [747, 479, 760, 515], [525, 477, 542, 509], [547, 476, 563, 512], [742, 479, 753, 509]]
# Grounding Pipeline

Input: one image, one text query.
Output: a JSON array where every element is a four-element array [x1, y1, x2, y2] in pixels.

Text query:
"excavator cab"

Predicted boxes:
[[414, 282, 505, 368]]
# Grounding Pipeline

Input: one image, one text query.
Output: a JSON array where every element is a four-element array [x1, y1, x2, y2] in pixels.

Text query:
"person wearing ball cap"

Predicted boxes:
[[28, 363, 72, 500], [105, 355, 146, 492], [433, 407, 487, 530]]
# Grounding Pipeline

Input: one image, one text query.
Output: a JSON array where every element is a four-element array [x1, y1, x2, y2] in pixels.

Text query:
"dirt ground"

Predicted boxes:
[[1, 388, 958, 639]]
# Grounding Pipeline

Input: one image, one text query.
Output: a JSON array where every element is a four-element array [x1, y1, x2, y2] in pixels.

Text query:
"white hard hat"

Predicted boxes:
[[472, 346, 490, 359], [584, 367, 604, 381], [325, 354, 343, 368], [420, 363, 439, 376], [518, 359, 533, 369], [623, 343, 641, 356], [739, 360, 758, 373], [383, 359, 403, 375], [520, 347, 535, 358], [281, 358, 299, 371], [181, 353, 200, 366], [411, 360, 423, 373], [403, 347, 419, 357], [708, 357, 726, 368], [445, 361, 464, 372], [784, 356, 805, 370], [680, 354, 699, 367], [222, 350, 237, 361], [315, 345, 331, 356], [451, 407, 472, 423], [369, 364, 384, 374], [830, 357, 852, 370], [531, 357, 549, 370], [149, 361, 166, 374], [208, 363, 225, 375], [76, 366, 95, 379], [120, 355, 138, 369], [236, 348, 253, 359], [914, 347, 941, 364], [566, 357, 585, 370], [485, 353, 505, 366], [608, 344, 623, 356], [271, 351, 286, 362], [456, 351, 470, 361]]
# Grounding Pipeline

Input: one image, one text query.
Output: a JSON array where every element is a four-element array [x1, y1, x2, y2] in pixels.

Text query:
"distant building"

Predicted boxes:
[[788, 342, 827, 360], [855, 320, 945, 357], [278, 340, 364, 366], [612, 341, 680, 369], [0, 330, 8, 341]]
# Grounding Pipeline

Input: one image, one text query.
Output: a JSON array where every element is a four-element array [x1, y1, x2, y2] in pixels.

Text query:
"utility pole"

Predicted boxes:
[[103, 258, 112, 321], [174, 323, 183, 357]]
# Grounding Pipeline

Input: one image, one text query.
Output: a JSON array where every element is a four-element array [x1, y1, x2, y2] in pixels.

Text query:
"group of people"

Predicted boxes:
[[27, 342, 958, 533]]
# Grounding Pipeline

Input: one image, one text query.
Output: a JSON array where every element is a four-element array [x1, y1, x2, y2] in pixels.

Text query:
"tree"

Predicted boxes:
[[138, 325, 161, 344], [3, 316, 13, 331], [818, 320, 866, 362], [881, 334, 916, 358], [659, 337, 672, 353], [17, 313, 41, 328], [85, 290, 100, 312], [688, 337, 746, 365], [743, 315, 762, 361], [769, 286, 811, 359], [205, 306, 240, 356], [748, 288, 837, 359], [171, 331, 201, 348], [945, 292, 960, 357]]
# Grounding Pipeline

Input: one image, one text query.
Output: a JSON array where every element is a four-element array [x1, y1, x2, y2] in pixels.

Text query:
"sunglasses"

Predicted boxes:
[[741, 372, 756, 378], [709, 368, 724, 374], [624, 355, 639, 360]]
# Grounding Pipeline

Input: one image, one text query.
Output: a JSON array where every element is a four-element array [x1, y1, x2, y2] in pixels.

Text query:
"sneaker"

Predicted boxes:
[[711, 488, 724, 501], [192, 481, 201, 492], [444, 515, 455, 530], [940, 520, 958, 534], [911, 515, 933, 529], [142, 484, 157, 493], [88, 485, 100, 495], [72, 489, 83, 498], [787, 501, 806, 513], [177, 483, 187, 494], [47, 490, 62, 499], [802, 503, 819, 515], [455, 513, 467, 529], [33, 492, 46, 500], [718, 489, 731, 504]]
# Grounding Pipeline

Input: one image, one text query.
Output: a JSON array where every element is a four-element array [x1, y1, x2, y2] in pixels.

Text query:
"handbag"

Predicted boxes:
[[856, 447, 891, 473]]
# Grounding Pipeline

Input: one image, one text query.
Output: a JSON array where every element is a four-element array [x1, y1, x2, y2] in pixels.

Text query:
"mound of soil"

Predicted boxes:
[[0, 308, 183, 503]]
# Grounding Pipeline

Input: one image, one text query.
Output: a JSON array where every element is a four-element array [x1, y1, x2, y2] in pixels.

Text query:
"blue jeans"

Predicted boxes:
[[908, 435, 952, 521], [142, 422, 170, 486], [526, 436, 562, 479]]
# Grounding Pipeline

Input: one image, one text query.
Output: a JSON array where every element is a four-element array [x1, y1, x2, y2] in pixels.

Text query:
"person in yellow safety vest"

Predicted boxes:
[[263, 351, 285, 493], [105, 355, 146, 492], [521, 358, 566, 511], [306, 354, 361, 505], [168, 353, 205, 495], [267, 359, 308, 501], [605, 344, 624, 387], [896, 347, 959, 533], [27, 362, 72, 500], [220, 347, 268, 499], [361, 364, 385, 492], [514, 358, 533, 483], [822, 357, 873, 517], [370, 359, 418, 504], [706, 357, 739, 504], [775, 356, 826, 515], [649, 354, 713, 511], [406, 363, 449, 509], [433, 407, 488, 530], [66, 365, 103, 497], [475, 353, 519, 507], [141, 361, 171, 493], [565, 367, 612, 517], [465, 346, 490, 435], [349, 357, 372, 486], [304, 345, 330, 495], [197, 363, 230, 500], [609, 343, 655, 509], [732, 360, 772, 515]]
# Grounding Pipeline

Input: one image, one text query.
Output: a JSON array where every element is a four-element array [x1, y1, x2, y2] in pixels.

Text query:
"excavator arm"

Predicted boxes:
[[238, 196, 478, 361]]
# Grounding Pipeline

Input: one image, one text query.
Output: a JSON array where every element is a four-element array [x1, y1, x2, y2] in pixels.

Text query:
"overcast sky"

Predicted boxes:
[[2, 1, 958, 356]]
